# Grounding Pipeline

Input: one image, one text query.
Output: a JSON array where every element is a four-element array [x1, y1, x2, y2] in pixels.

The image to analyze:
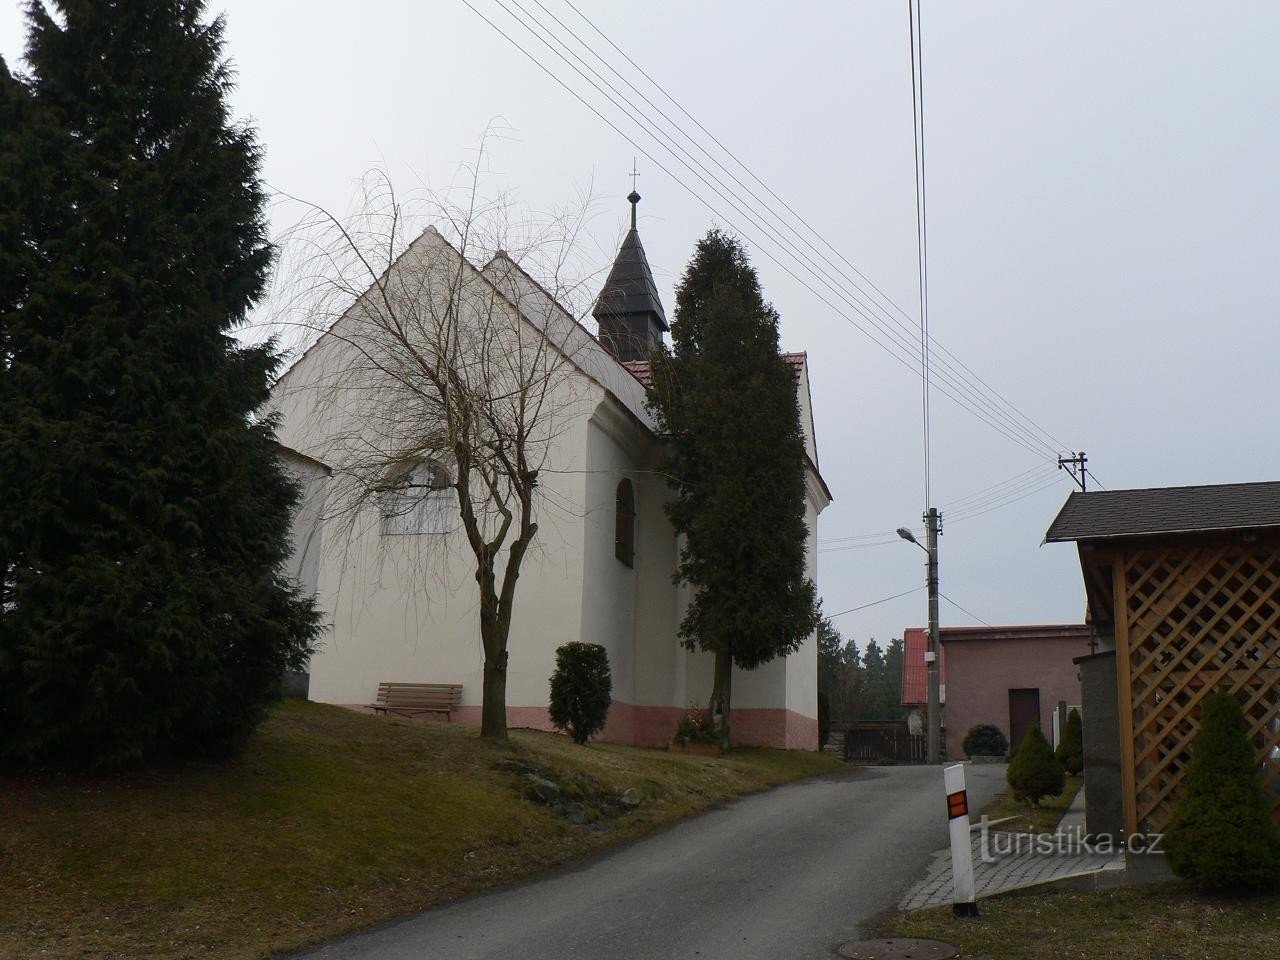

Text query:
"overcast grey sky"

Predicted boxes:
[[5, 2, 1279, 651]]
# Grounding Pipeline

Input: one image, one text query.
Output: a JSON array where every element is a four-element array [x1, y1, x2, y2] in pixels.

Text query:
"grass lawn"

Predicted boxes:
[[980, 774, 1083, 834], [888, 883, 1280, 959], [0, 700, 840, 960]]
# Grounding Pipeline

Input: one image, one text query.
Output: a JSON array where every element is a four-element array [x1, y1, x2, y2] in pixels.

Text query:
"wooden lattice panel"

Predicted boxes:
[[1116, 538, 1280, 833]]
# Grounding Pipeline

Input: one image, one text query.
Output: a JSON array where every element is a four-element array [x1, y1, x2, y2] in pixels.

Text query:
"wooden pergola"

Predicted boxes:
[[1047, 482, 1280, 835]]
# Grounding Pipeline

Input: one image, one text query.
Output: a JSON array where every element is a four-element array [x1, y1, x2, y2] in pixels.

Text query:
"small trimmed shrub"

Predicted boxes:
[[1163, 691, 1280, 893], [818, 691, 831, 748], [548, 642, 612, 745], [963, 723, 1009, 758], [1055, 708, 1084, 775], [1006, 722, 1065, 807]]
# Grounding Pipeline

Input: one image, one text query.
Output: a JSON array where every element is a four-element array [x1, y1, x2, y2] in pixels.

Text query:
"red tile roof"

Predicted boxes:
[[901, 627, 945, 707], [622, 352, 807, 390]]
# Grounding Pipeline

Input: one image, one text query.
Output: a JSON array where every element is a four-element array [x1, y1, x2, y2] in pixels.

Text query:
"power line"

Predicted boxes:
[[909, 0, 932, 507], [826, 586, 925, 619], [560, 0, 1074, 459], [465, 0, 1074, 463], [817, 537, 904, 555], [944, 469, 1065, 519], [948, 473, 1067, 523], [819, 462, 1058, 548], [500, 0, 1057, 461], [940, 592, 993, 627], [941, 462, 1056, 511]]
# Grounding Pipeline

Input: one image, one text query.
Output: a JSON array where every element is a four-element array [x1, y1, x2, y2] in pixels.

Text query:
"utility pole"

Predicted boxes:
[[896, 514, 944, 763], [925, 506, 942, 765], [1058, 452, 1088, 491]]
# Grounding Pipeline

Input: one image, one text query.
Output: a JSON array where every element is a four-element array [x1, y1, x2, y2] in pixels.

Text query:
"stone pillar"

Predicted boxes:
[[1075, 650, 1123, 842]]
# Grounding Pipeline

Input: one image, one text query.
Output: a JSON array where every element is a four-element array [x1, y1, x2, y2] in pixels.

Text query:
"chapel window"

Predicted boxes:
[[615, 479, 636, 567], [382, 459, 453, 535]]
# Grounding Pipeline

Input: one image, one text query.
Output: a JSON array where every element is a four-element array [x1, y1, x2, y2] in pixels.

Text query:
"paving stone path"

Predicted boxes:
[[899, 786, 1126, 910]]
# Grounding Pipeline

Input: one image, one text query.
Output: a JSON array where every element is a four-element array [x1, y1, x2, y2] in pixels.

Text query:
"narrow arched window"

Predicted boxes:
[[382, 459, 453, 535], [615, 479, 636, 567]]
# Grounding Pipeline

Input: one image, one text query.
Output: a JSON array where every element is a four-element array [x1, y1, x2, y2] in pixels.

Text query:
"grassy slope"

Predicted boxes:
[[981, 774, 1084, 833], [890, 884, 1280, 959], [1, 701, 840, 960]]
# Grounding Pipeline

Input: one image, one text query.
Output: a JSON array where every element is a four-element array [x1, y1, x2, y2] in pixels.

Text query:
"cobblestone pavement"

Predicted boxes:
[[899, 787, 1126, 910]]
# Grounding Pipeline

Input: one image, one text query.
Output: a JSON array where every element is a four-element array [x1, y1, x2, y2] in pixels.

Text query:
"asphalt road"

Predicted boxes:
[[295, 763, 1007, 960]]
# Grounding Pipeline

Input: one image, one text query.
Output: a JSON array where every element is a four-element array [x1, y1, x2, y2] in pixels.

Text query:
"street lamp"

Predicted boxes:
[[900, 511, 942, 764]]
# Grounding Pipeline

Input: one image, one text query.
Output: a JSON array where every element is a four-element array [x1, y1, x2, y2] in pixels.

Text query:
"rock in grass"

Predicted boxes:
[[523, 774, 561, 804]]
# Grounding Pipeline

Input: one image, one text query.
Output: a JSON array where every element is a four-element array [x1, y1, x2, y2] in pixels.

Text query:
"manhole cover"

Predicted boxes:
[[837, 937, 958, 960]]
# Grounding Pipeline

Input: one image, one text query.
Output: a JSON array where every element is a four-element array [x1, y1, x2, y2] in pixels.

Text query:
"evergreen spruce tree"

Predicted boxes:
[[0, 58, 29, 626], [1054, 707, 1084, 775], [816, 615, 862, 723], [1163, 691, 1280, 893], [650, 230, 819, 749], [1006, 722, 1065, 807], [859, 639, 888, 720], [883, 636, 906, 720], [0, 1, 318, 767]]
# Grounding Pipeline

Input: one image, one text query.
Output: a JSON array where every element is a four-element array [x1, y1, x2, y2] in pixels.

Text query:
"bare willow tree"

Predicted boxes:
[[269, 164, 600, 739]]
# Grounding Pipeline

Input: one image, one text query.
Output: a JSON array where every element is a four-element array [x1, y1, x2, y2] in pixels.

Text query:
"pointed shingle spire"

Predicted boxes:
[[593, 190, 668, 362]]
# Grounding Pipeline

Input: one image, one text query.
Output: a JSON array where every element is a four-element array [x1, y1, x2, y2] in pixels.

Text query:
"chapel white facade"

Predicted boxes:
[[271, 194, 831, 749]]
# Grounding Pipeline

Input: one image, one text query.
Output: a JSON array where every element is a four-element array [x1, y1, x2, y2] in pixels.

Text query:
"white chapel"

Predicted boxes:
[[272, 192, 831, 749]]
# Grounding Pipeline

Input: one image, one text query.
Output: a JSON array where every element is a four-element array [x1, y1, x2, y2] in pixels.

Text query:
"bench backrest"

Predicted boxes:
[[375, 682, 463, 709]]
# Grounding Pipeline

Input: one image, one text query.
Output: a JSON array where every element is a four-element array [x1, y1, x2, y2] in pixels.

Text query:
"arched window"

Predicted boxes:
[[615, 479, 636, 567], [382, 459, 453, 535]]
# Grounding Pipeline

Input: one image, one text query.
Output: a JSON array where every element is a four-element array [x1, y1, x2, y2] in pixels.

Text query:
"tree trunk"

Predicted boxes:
[[477, 562, 509, 740], [480, 645, 508, 739], [710, 648, 733, 751]]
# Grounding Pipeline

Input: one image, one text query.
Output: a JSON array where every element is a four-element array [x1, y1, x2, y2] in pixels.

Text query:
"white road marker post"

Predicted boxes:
[[944, 762, 979, 918]]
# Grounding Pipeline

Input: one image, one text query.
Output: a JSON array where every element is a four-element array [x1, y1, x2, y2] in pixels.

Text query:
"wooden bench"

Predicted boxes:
[[370, 682, 463, 720]]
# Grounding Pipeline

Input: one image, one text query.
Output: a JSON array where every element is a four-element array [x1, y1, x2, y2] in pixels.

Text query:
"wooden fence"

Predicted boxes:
[[838, 721, 930, 764]]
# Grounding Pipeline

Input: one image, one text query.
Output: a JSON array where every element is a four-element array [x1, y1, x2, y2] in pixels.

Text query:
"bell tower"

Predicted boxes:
[[592, 190, 668, 362]]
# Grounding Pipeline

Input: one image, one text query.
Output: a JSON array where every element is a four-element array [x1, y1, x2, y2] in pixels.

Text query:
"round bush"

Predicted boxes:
[[1006, 722, 1065, 807], [1164, 691, 1280, 893], [548, 642, 612, 745], [962, 723, 1009, 758]]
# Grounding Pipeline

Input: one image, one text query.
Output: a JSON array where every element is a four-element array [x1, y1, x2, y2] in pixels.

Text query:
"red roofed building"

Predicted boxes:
[[902, 624, 1092, 759], [900, 627, 947, 739]]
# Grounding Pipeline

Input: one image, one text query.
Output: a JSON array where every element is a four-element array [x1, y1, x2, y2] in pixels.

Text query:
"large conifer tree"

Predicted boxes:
[[0, 1, 317, 766], [651, 230, 819, 748]]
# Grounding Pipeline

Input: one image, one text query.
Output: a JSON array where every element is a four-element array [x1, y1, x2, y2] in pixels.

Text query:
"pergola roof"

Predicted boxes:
[[1045, 481, 1280, 543]]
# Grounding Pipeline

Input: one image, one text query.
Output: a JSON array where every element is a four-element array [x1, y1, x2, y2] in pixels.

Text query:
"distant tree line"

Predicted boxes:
[[817, 615, 906, 723]]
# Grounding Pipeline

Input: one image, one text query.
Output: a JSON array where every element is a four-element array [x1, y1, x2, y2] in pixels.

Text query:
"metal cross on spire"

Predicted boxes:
[[627, 158, 641, 229]]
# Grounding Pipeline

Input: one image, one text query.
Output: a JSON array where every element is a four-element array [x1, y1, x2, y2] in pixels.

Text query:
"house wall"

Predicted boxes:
[[580, 409, 638, 704], [277, 449, 330, 600], [299, 403, 591, 714], [941, 635, 1089, 759], [781, 495, 822, 749], [276, 448, 330, 698]]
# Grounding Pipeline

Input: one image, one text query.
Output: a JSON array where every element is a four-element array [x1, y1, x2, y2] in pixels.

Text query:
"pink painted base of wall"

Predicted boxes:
[[344, 700, 817, 750]]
